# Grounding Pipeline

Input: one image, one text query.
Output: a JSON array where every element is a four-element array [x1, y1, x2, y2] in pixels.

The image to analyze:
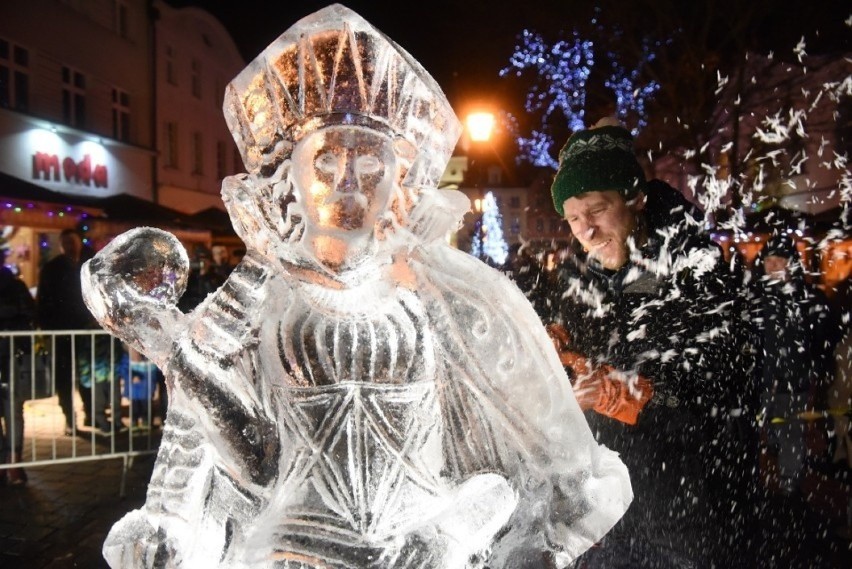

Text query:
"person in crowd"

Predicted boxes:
[[77, 334, 127, 435], [0, 242, 35, 485], [210, 243, 234, 284], [36, 228, 98, 434], [127, 349, 166, 429], [545, 124, 756, 566], [178, 246, 220, 313], [750, 231, 836, 495]]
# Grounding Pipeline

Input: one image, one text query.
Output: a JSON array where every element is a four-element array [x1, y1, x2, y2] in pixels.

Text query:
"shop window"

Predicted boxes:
[[191, 59, 202, 99], [191, 131, 203, 174], [0, 38, 30, 112], [165, 45, 177, 85], [164, 122, 178, 168], [62, 66, 86, 127], [111, 88, 130, 142]]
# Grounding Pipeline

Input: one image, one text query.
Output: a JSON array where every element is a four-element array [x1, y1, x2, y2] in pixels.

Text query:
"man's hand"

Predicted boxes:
[[545, 323, 653, 425], [586, 371, 654, 425]]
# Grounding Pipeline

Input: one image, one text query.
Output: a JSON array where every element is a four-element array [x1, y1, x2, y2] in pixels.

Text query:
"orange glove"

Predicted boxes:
[[546, 323, 571, 352], [545, 323, 654, 425], [586, 371, 654, 425]]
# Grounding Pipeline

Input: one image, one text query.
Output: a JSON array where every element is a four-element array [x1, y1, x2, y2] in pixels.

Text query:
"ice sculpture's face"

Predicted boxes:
[[292, 125, 398, 235]]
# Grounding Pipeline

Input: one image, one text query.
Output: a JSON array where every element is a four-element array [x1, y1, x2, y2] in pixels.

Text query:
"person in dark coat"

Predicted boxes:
[[36, 228, 97, 433], [546, 125, 756, 567], [178, 246, 221, 313], [0, 243, 36, 484], [750, 231, 835, 493]]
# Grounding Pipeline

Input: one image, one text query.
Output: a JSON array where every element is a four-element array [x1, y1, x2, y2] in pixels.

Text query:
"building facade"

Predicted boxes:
[[153, 0, 245, 214], [0, 1, 250, 287], [0, 0, 156, 286]]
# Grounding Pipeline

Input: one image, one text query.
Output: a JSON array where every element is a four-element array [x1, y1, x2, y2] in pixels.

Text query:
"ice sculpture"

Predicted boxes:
[[81, 4, 631, 567]]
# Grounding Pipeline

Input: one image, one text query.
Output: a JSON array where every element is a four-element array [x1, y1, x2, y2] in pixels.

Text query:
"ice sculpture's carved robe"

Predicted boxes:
[[84, 234, 629, 568]]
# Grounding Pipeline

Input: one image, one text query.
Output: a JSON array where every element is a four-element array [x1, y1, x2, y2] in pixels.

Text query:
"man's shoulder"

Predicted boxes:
[[41, 254, 72, 272]]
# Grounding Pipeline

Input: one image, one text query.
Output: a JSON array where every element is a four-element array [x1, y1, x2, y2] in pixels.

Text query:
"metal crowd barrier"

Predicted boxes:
[[0, 330, 163, 495]]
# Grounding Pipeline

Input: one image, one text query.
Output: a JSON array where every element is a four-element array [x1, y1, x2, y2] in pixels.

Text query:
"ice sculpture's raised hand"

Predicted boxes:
[[81, 227, 187, 364]]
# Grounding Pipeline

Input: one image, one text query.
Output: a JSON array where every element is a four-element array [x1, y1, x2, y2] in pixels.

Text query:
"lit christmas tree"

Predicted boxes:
[[471, 191, 509, 266]]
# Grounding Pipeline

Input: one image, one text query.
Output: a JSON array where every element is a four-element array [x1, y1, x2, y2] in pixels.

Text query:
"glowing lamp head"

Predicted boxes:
[[466, 112, 495, 142]]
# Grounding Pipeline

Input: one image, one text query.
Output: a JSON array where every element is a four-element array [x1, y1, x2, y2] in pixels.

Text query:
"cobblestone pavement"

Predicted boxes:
[[0, 456, 154, 569], [0, 395, 160, 569]]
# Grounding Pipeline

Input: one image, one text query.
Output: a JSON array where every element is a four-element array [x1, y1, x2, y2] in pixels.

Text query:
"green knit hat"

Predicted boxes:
[[550, 125, 647, 216]]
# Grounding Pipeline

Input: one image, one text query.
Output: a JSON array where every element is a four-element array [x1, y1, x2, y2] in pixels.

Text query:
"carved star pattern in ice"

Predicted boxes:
[[276, 381, 443, 538]]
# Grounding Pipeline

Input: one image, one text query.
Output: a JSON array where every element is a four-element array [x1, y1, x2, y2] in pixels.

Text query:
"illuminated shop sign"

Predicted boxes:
[[32, 152, 108, 188]]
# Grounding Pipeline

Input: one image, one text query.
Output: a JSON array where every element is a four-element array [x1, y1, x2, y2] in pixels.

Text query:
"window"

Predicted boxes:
[[164, 122, 178, 167], [487, 165, 502, 185], [509, 196, 521, 209], [115, 0, 129, 38], [191, 131, 203, 174], [112, 88, 130, 142], [535, 218, 544, 233], [216, 141, 227, 179], [0, 39, 30, 111], [165, 45, 176, 85], [549, 218, 561, 233], [62, 66, 86, 127], [191, 59, 202, 99], [511, 218, 521, 235]]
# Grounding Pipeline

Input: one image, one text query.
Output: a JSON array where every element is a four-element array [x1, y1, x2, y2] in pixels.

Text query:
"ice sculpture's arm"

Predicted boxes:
[[81, 227, 188, 366]]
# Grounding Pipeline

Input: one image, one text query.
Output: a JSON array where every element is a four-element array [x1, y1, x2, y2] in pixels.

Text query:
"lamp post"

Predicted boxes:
[[464, 110, 495, 260]]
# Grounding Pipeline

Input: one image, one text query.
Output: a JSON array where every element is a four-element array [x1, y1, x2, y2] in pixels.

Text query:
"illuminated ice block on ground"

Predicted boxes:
[[82, 4, 631, 567]]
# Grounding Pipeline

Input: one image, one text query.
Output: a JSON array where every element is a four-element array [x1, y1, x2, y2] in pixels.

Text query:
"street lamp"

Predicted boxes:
[[466, 111, 495, 143], [465, 110, 496, 261]]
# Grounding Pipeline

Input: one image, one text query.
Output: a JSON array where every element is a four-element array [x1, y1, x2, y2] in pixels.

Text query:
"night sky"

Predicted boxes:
[[170, 0, 850, 118]]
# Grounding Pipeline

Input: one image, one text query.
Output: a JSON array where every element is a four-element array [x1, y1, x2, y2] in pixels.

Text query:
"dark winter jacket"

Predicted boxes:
[[750, 232, 836, 399], [0, 266, 36, 360], [551, 180, 754, 566], [36, 254, 96, 331]]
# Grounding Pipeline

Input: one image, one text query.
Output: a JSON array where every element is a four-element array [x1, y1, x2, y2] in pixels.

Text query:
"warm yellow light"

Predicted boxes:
[[466, 112, 495, 142], [474, 198, 482, 212], [310, 181, 327, 197]]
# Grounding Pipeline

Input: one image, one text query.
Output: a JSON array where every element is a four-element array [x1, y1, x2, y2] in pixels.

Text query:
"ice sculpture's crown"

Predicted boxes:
[[224, 4, 461, 189]]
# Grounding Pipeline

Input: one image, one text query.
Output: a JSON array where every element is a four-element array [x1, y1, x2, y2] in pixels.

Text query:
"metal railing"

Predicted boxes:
[[0, 330, 162, 495]]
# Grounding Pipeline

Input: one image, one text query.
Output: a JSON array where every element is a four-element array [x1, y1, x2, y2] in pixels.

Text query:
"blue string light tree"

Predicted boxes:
[[471, 191, 509, 267], [501, 18, 663, 167]]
